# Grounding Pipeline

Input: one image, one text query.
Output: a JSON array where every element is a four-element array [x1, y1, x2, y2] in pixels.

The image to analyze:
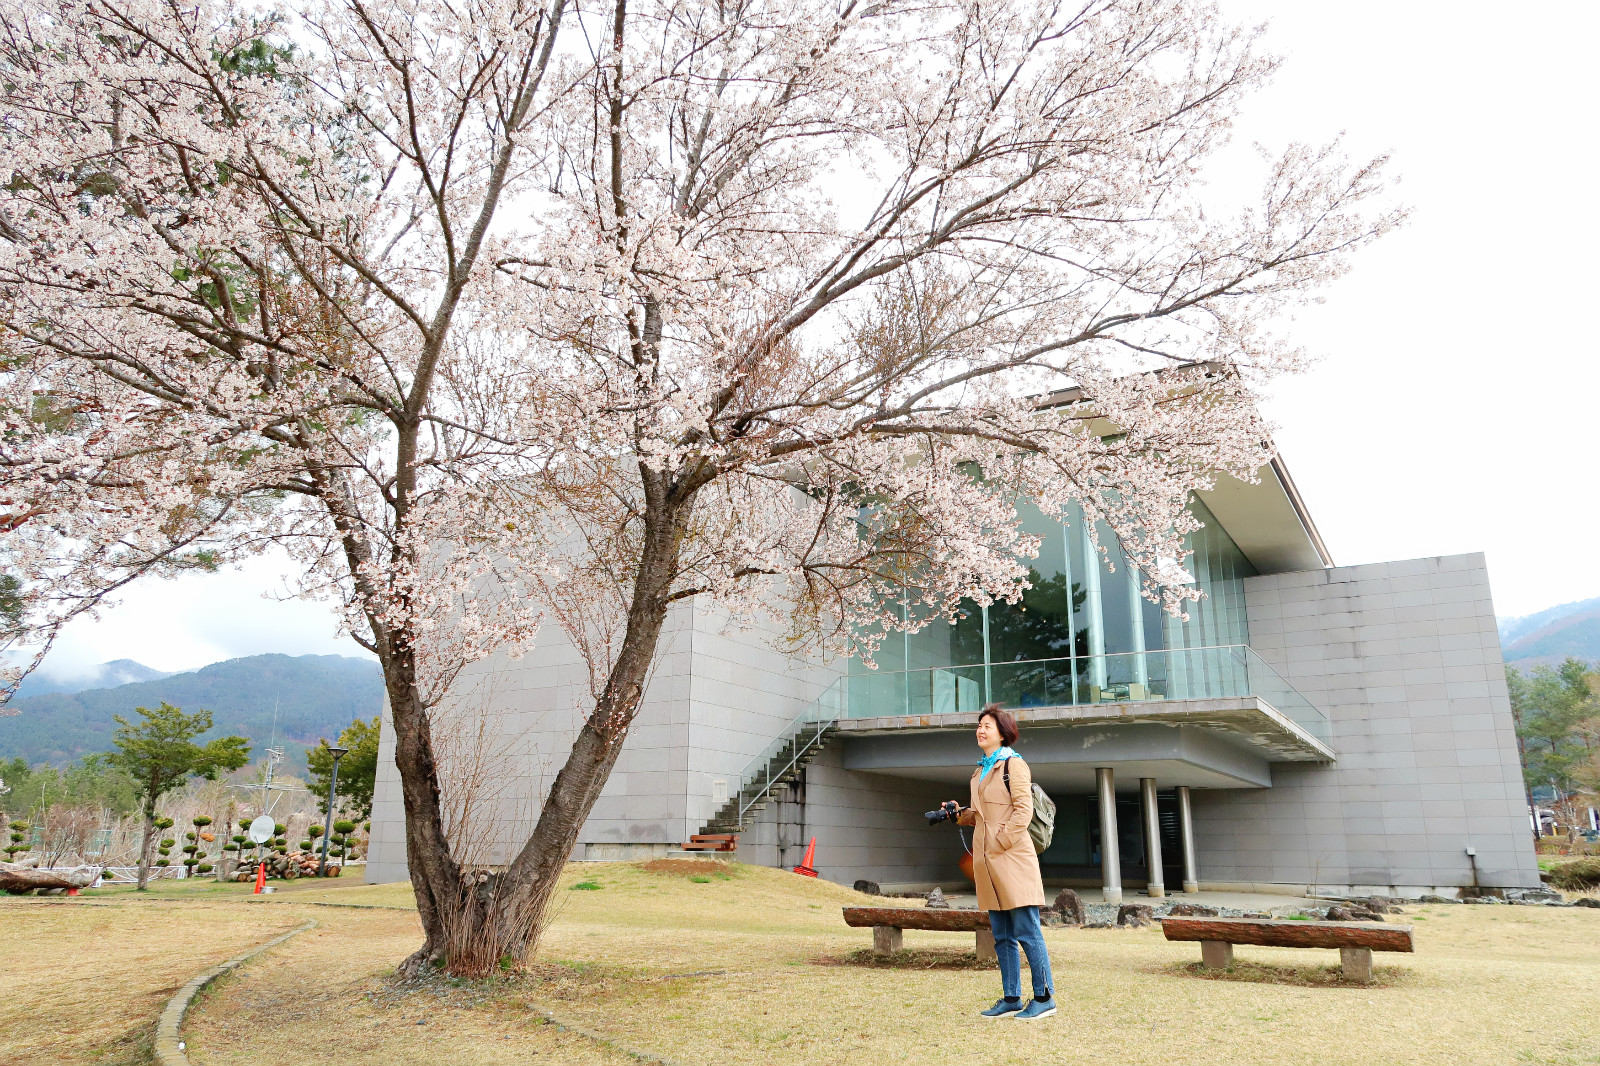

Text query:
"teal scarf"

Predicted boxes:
[[977, 746, 1017, 782]]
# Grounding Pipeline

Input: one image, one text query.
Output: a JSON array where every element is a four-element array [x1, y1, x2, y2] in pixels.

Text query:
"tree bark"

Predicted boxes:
[[0, 862, 101, 893], [396, 478, 687, 977], [135, 806, 156, 891], [386, 643, 463, 976]]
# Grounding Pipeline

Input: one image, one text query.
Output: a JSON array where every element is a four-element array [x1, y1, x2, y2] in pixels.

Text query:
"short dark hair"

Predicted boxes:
[[979, 703, 1018, 746]]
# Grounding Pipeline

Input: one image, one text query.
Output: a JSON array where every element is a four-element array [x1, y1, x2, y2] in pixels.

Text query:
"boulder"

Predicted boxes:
[[1165, 902, 1218, 917], [1325, 905, 1384, 922], [925, 887, 950, 909], [1116, 903, 1155, 928], [853, 879, 881, 896], [1051, 888, 1086, 925], [1242, 912, 1270, 919], [1418, 894, 1458, 905], [1573, 898, 1600, 909]]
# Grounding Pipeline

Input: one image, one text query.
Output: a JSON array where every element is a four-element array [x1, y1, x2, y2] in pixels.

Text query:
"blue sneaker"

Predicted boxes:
[[1014, 996, 1057, 1021], [979, 998, 1024, 1019]]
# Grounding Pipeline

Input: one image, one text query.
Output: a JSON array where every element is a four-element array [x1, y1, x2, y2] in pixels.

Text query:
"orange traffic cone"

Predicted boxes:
[[793, 836, 818, 878], [253, 858, 267, 894]]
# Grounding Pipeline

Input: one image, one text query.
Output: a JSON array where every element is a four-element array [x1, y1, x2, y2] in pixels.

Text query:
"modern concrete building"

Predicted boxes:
[[367, 457, 1541, 900]]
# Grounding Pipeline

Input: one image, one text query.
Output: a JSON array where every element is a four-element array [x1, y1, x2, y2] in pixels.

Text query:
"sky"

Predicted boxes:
[[27, 1, 1600, 680]]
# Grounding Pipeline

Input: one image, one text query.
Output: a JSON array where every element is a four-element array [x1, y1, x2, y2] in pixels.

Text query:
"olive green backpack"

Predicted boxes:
[[1003, 758, 1056, 854]]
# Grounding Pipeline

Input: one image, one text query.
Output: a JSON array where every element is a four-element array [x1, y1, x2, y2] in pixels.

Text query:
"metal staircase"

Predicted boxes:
[[698, 678, 844, 835]]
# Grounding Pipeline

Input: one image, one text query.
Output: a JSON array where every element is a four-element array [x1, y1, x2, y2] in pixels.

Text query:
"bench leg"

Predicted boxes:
[[872, 925, 903, 955], [975, 928, 996, 963], [1339, 946, 1373, 983], [1200, 941, 1234, 970]]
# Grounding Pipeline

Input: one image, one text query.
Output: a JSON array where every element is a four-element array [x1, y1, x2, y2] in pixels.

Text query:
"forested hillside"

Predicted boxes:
[[1501, 597, 1600, 670], [0, 654, 383, 768]]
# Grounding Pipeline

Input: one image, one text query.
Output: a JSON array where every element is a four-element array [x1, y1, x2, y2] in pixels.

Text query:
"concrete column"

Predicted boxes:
[[1096, 767, 1122, 904], [1140, 777, 1164, 898], [1177, 785, 1199, 893]]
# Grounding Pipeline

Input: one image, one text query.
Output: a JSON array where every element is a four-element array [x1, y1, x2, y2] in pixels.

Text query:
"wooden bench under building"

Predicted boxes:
[[1162, 916, 1415, 983], [842, 907, 996, 960]]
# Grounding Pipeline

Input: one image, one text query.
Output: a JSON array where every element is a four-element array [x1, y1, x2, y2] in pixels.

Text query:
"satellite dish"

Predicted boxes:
[[247, 815, 275, 844]]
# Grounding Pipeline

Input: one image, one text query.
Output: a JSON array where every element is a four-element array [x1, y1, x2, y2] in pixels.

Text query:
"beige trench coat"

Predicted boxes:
[[957, 755, 1047, 911]]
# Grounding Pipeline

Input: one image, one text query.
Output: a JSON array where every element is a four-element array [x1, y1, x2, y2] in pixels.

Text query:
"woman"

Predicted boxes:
[[944, 703, 1056, 1020]]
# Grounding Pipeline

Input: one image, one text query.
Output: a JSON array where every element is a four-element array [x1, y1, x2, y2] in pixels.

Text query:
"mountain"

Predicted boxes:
[[11, 659, 174, 701], [1498, 596, 1600, 646], [1500, 597, 1600, 671], [0, 653, 384, 769]]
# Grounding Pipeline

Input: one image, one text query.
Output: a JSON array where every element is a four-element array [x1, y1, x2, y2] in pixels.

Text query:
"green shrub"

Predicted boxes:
[[1549, 857, 1600, 891], [298, 840, 313, 850], [193, 816, 212, 827], [155, 859, 170, 867], [570, 880, 603, 891], [197, 864, 214, 874]]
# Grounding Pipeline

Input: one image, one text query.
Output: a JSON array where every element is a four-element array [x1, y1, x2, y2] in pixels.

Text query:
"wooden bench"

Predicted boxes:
[[842, 906, 995, 960], [1162, 916, 1415, 982]]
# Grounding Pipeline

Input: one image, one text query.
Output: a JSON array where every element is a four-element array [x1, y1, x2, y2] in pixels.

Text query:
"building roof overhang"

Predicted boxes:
[[1034, 367, 1332, 576], [1196, 454, 1333, 575]]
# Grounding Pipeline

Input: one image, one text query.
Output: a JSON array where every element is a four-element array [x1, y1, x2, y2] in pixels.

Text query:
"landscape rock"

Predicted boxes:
[[1242, 912, 1270, 919], [924, 887, 950, 909], [1573, 898, 1600, 909], [1051, 888, 1086, 925], [1116, 903, 1155, 928], [853, 879, 881, 896], [1505, 888, 1563, 903], [1418, 894, 1459, 905], [1325, 905, 1385, 922], [1084, 921, 1113, 929], [1165, 902, 1218, 917]]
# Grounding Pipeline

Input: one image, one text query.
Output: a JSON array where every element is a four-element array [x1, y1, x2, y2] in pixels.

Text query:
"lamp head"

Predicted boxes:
[[328, 746, 350, 761]]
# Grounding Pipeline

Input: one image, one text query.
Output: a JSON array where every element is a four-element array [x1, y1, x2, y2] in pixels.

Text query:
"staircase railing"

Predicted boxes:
[[730, 676, 845, 827]]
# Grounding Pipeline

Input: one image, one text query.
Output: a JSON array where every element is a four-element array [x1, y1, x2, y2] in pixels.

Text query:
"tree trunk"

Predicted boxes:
[[0, 861, 101, 893], [135, 807, 156, 891], [385, 643, 463, 977], [394, 482, 686, 977]]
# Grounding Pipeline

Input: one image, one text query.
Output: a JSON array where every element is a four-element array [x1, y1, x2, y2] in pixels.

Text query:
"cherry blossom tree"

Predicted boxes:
[[0, 0, 1400, 974]]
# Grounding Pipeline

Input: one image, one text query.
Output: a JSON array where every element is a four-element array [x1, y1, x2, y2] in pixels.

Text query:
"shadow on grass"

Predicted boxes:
[[815, 948, 996, 970], [1155, 960, 1416, 988]]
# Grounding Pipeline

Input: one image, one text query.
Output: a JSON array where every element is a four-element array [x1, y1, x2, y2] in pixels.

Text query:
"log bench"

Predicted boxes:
[[1162, 916, 1415, 983], [842, 907, 995, 961]]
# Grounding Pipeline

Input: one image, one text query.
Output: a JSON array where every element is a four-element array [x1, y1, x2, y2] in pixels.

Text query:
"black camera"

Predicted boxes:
[[924, 801, 960, 826]]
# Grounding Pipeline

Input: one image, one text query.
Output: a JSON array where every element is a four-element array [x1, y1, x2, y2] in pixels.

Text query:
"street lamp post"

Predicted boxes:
[[317, 746, 349, 878]]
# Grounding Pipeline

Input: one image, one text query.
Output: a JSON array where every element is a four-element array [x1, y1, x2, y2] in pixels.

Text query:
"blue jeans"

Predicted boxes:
[[988, 905, 1053, 1000]]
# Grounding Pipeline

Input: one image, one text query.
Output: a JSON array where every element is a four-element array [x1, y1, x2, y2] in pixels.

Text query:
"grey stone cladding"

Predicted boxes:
[[1191, 552, 1540, 895], [367, 599, 839, 882]]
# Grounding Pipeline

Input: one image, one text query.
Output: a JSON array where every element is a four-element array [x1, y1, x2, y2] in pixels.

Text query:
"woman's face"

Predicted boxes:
[[975, 714, 1000, 753]]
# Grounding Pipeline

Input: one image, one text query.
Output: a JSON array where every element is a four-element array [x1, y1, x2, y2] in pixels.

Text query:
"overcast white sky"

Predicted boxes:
[[30, 1, 1600, 679]]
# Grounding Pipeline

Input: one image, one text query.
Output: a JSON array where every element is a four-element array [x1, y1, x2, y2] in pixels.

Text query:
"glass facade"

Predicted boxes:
[[846, 496, 1261, 714]]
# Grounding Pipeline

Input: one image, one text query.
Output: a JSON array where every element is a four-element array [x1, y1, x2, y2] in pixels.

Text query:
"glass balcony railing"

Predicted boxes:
[[843, 644, 1329, 747]]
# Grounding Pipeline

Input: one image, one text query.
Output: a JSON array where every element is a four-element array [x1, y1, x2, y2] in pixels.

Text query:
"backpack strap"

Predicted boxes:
[[1003, 757, 1011, 793]]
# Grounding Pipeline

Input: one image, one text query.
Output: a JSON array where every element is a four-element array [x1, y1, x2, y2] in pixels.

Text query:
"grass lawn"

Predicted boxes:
[[5, 863, 1599, 1066]]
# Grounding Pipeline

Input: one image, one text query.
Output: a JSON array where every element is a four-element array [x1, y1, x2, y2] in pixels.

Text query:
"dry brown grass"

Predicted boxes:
[[639, 858, 729, 876], [1158, 959, 1416, 988], [9, 863, 1600, 1066], [0, 897, 305, 1064]]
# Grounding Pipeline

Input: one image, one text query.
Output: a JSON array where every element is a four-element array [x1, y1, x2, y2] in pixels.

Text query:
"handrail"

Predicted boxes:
[[730, 677, 844, 826]]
